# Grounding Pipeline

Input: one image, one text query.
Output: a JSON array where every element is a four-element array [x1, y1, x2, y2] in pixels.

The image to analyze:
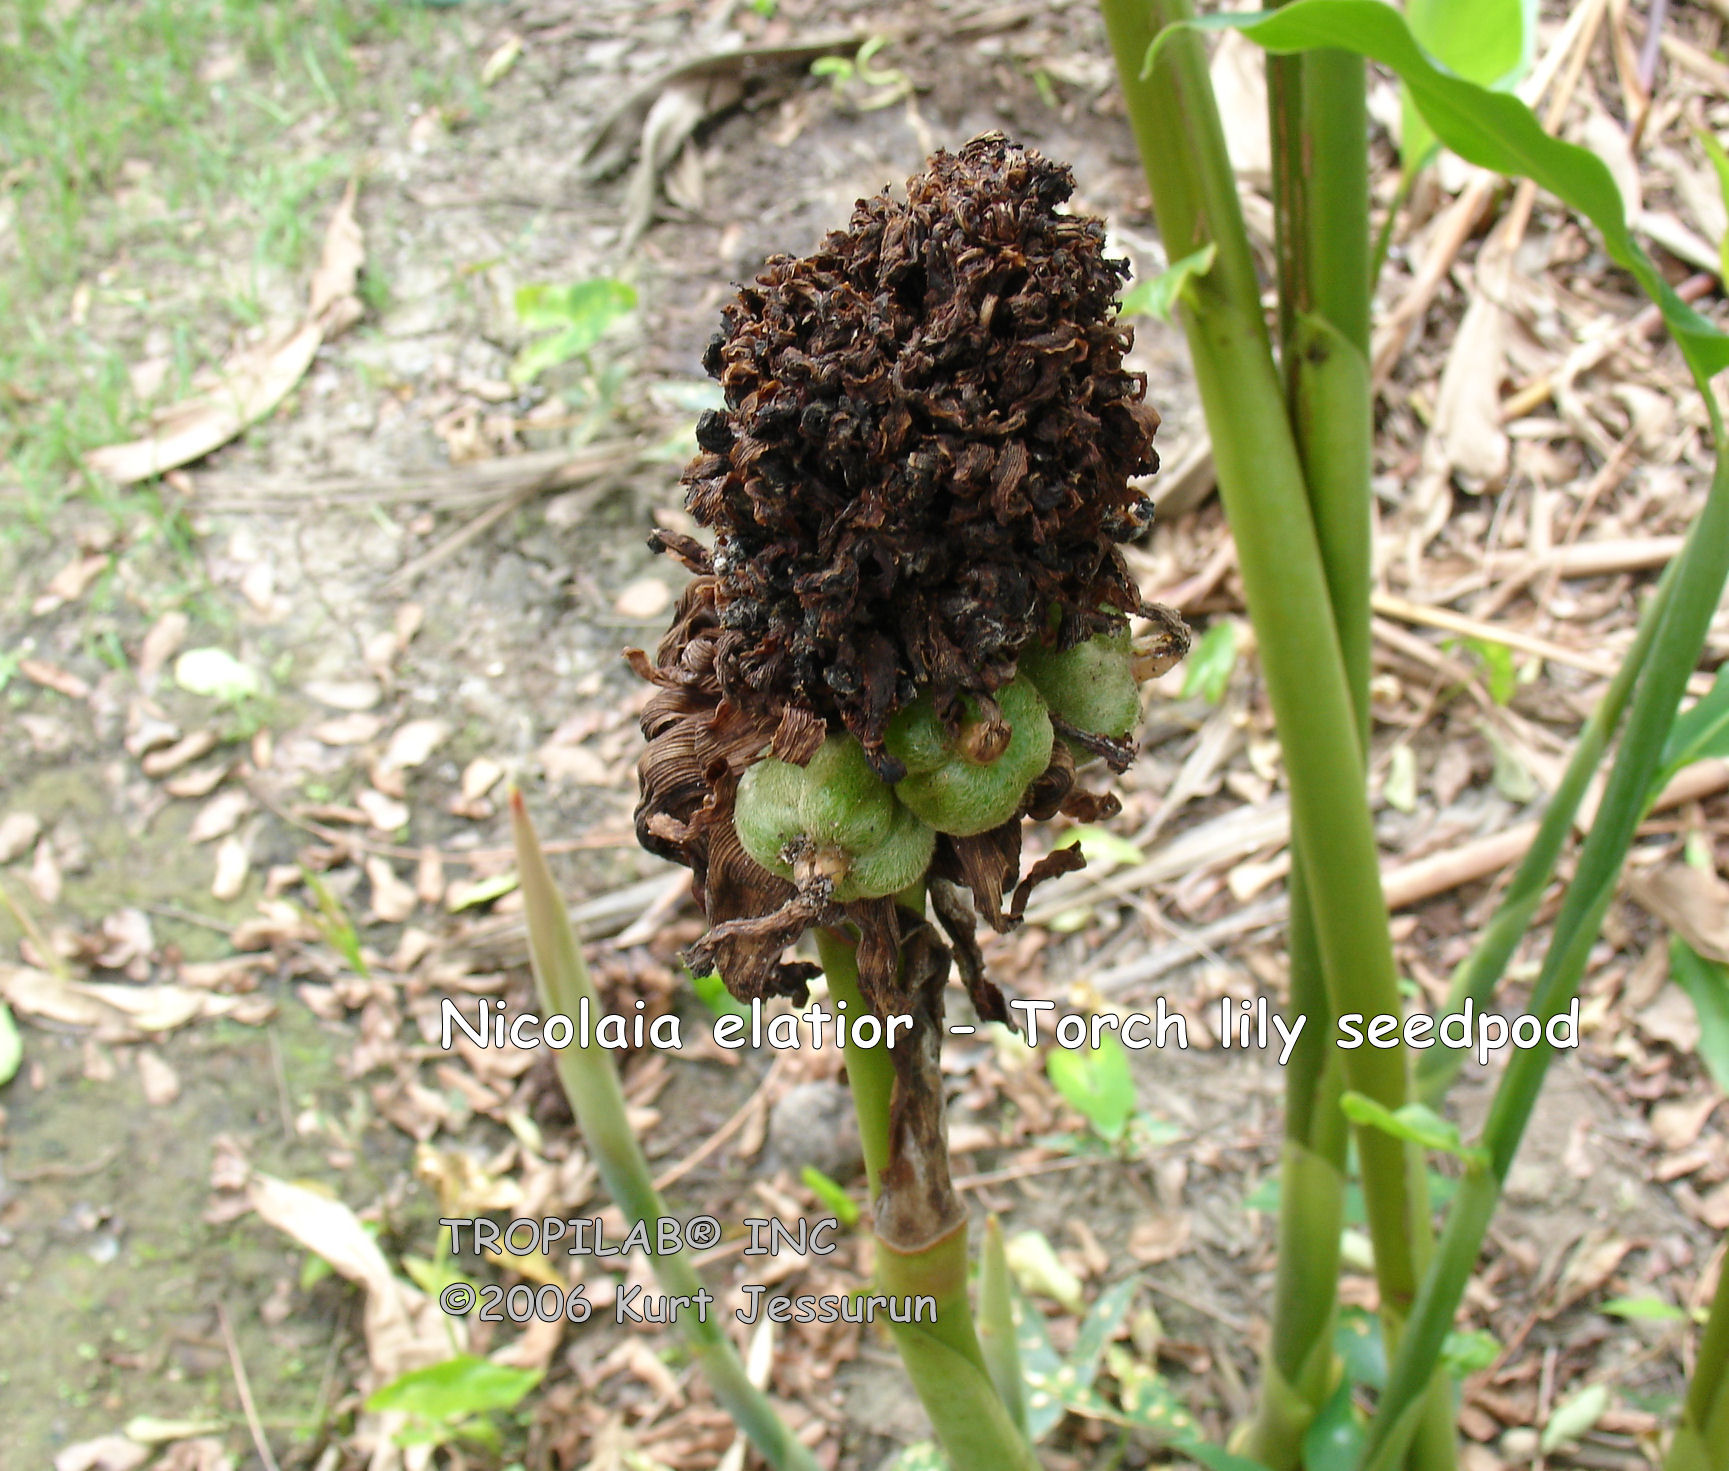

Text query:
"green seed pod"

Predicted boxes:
[[734, 734, 935, 901], [885, 676, 1054, 837], [1017, 626, 1140, 740]]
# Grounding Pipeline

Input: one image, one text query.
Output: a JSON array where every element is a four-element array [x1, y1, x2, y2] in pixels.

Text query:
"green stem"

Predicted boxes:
[[816, 924, 1041, 1471], [1363, 432, 1729, 1469], [1416, 554, 1679, 1105], [1104, 0, 1430, 1350], [510, 795, 818, 1471]]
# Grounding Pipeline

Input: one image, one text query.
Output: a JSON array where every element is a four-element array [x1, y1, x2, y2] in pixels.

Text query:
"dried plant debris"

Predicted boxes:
[[632, 134, 1188, 1018]]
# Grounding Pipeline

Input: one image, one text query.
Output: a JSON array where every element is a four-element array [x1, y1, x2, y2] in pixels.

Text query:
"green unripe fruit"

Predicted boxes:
[[734, 734, 935, 901], [885, 676, 1054, 837], [1017, 626, 1141, 739]]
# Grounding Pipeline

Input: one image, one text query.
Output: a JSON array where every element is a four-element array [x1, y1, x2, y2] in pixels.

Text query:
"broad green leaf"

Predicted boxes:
[[1696, 128, 1729, 285], [1600, 1295, 1688, 1323], [1401, 0, 1534, 173], [365, 1354, 542, 1421], [513, 278, 636, 338], [1465, 636, 1517, 706], [1181, 619, 1239, 704], [174, 647, 261, 702], [448, 872, 519, 911], [799, 1165, 859, 1227], [1651, 665, 1729, 805], [1383, 744, 1418, 814], [400, 1253, 472, 1298], [1046, 1031, 1137, 1142], [1339, 1091, 1486, 1166], [1053, 824, 1144, 872], [1668, 937, 1729, 1093], [1302, 1378, 1367, 1471], [1440, 1328, 1500, 1376], [694, 967, 748, 1018], [0, 1000, 20, 1087], [1155, 1, 1729, 389], [1335, 1307, 1387, 1392], [1540, 1382, 1609, 1453], [1120, 244, 1217, 323], [1068, 1278, 1139, 1393]]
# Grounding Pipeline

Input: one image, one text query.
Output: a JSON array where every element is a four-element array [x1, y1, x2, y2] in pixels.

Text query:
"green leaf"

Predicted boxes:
[[1335, 1307, 1387, 1393], [1067, 1278, 1139, 1393], [1540, 1382, 1609, 1453], [1302, 1378, 1366, 1471], [1465, 636, 1517, 706], [513, 278, 636, 337], [1053, 825, 1145, 873], [400, 1253, 472, 1298], [1046, 1032, 1137, 1142], [1668, 937, 1729, 1093], [799, 1165, 860, 1227], [977, 1217, 1027, 1436], [0, 1000, 20, 1087], [1440, 1328, 1500, 1376], [693, 966, 748, 1019], [1696, 128, 1729, 286], [448, 872, 519, 911], [1652, 664, 1729, 804], [1600, 1295, 1688, 1323], [1156, 1, 1729, 389], [174, 647, 261, 702], [1339, 1091, 1487, 1167], [365, 1354, 542, 1421], [1181, 619, 1238, 704], [1401, 0, 1533, 174], [1119, 243, 1217, 323]]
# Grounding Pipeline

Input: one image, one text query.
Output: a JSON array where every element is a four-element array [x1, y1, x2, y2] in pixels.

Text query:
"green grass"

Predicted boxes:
[[0, 0, 468, 523]]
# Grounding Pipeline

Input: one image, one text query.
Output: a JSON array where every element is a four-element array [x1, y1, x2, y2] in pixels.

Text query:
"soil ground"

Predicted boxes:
[[4, 2, 1729, 1470]]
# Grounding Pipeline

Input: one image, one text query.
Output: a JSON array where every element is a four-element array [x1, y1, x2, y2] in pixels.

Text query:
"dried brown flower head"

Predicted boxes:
[[682, 130, 1159, 771], [630, 133, 1187, 1019]]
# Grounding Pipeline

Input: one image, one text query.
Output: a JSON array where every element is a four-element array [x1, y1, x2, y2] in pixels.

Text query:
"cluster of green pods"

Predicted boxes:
[[733, 624, 1142, 900]]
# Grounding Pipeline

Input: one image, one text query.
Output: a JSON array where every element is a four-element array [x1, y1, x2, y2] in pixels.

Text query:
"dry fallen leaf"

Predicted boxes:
[[20, 658, 91, 700], [85, 183, 364, 485], [381, 718, 449, 773], [1631, 864, 1729, 964], [163, 763, 229, 800], [312, 712, 386, 746], [356, 787, 410, 833], [142, 730, 219, 778], [52, 1436, 149, 1471], [247, 1172, 460, 1383], [614, 577, 672, 619], [29, 838, 63, 904], [138, 610, 190, 682], [211, 836, 250, 902], [460, 757, 505, 802], [188, 789, 251, 844], [137, 1047, 182, 1106], [304, 677, 381, 712], [0, 965, 266, 1037], [0, 812, 42, 864], [366, 856, 418, 924], [32, 553, 110, 616]]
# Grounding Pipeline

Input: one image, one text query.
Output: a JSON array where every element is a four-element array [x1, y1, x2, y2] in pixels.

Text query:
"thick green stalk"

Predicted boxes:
[[1666, 1249, 1729, 1471], [510, 794, 819, 1471], [816, 925, 1041, 1471], [1103, 0, 1432, 1354], [1363, 436, 1729, 1469], [1416, 555, 1678, 1105]]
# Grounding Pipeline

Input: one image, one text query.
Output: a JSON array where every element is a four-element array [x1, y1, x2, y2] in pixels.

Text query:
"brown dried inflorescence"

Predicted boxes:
[[683, 131, 1158, 771], [631, 133, 1181, 1022]]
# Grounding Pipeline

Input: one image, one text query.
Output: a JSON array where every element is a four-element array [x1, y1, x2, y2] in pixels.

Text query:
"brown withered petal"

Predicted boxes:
[[675, 130, 1159, 772]]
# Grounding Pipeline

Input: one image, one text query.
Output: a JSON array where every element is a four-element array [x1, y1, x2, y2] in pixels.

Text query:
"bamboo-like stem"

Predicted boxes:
[[1363, 434, 1729, 1469], [815, 925, 1041, 1471], [509, 793, 819, 1471], [1102, 0, 1434, 1370], [1665, 1248, 1729, 1470]]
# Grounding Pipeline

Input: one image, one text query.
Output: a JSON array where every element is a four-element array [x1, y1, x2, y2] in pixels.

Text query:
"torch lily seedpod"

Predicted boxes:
[[630, 131, 1188, 1014], [734, 733, 936, 901], [885, 676, 1054, 837]]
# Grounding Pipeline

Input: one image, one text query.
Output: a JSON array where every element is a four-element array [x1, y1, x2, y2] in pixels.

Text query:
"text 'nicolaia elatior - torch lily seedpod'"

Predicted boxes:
[[628, 131, 1189, 1024]]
